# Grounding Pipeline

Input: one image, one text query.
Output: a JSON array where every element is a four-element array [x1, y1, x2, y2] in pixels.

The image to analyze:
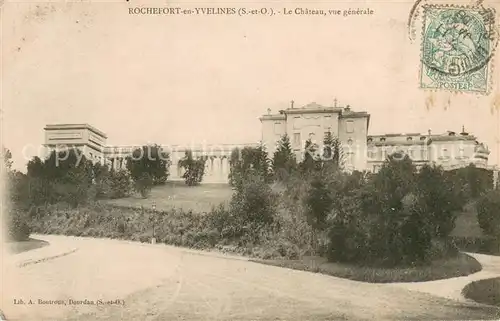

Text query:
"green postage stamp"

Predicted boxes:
[[420, 5, 498, 94]]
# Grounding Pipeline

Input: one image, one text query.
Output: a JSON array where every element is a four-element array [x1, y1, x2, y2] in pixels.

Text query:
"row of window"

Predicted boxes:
[[291, 132, 355, 146], [368, 136, 426, 143], [275, 120, 355, 135]]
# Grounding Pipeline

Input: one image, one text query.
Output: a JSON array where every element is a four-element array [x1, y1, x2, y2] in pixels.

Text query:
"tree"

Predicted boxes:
[[253, 143, 271, 181], [126, 145, 170, 186], [272, 134, 296, 181], [416, 165, 460, 237], [304, 175, 332, 250], [477, 189, 500, 236], [228, 144, 271, 187], [27, 156, 45, 178], [300, 139, 320, 172], [322, 131, 343, 170], [93, 162, 112, 198], [24, 149, 95, 207], [134, 172, 153, 198], [2, 146, 12, 171], [179, 151, 206, 186], [3, 146, 31, 241]]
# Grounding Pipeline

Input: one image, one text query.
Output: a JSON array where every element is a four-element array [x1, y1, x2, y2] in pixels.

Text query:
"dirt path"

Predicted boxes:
[[2, 235, 499, 320], [390, 252, 500, 303]]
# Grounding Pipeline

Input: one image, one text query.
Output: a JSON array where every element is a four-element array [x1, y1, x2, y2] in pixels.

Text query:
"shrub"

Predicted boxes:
[[6, 209, 31, 241], [227, 173, 278, 242], [304, 175, 332, 231], [108, 170, 132, 198], [73, 163, 131, 201], [477, 189, 500, 236], [325, 155, 461, 267]]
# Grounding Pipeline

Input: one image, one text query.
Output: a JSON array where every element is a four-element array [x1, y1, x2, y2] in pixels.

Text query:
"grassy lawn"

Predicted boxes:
[[463, 277, 500, 306], [7, 238, 49, 254], [253, 252, 482, 283], [102, 181, 233, 213], [451, 201, 484, 238], [450, 201, 500, 255]]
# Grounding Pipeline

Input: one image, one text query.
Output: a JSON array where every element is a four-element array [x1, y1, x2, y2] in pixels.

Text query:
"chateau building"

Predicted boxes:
[[260, 102, 490, 172], [43, 102, 491, 183]]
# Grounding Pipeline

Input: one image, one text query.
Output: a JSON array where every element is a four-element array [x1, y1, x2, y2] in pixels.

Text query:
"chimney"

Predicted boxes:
[[460, 125, 468, 136]]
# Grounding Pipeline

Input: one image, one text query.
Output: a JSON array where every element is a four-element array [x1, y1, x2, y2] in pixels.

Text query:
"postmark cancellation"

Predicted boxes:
[[420, 4, 498, 94]]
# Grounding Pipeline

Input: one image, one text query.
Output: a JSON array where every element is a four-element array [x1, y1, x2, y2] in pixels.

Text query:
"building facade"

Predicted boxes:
[[43, 102, 492, 184], [260, 102, 490, 172], [43, 124, 256, 183], [44, 124, 108, 162], [260, 102, 370, 171]]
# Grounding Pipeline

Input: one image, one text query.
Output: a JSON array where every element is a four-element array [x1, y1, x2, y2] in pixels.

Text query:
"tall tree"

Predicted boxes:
[[179, 151, 206, 186], [272, 134, 296, 180], [23, 148, 94, 207], [229, 143, 271, 187], [126, 145, 170, 185], [254, 142, 271, 181], [300, 139, 320, 172], [27, 156, 45, 178], [2, 146, 12, 171], [322, 131, 343, 170]]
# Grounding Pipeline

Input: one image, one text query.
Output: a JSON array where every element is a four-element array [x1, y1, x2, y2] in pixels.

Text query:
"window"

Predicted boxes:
[[439, 147, 451, 161], [273, 122, 282, 134], [346, 120, 354, 133], [457, 146, 469, 159], [324, 116, 331, 128], [346, 152, 355, 164], [293, 133, 301, 146], [421, 148, 428, 160], [293, 117, 301, 129]]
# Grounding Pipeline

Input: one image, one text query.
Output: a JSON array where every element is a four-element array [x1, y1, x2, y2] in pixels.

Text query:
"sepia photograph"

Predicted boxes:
[[1, 0, 500, 320]]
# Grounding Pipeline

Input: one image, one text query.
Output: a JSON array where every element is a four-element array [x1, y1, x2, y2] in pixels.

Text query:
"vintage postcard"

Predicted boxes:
[[1, 0, 500, 320]]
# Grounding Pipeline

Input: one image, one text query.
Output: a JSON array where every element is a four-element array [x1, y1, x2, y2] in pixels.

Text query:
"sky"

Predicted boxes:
[[2, 0, 500, 171]]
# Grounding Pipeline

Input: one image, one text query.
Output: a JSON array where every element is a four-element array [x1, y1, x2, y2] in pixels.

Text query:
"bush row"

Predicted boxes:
[[27, 174, 306, 260], [292, 156, 493, 267]]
